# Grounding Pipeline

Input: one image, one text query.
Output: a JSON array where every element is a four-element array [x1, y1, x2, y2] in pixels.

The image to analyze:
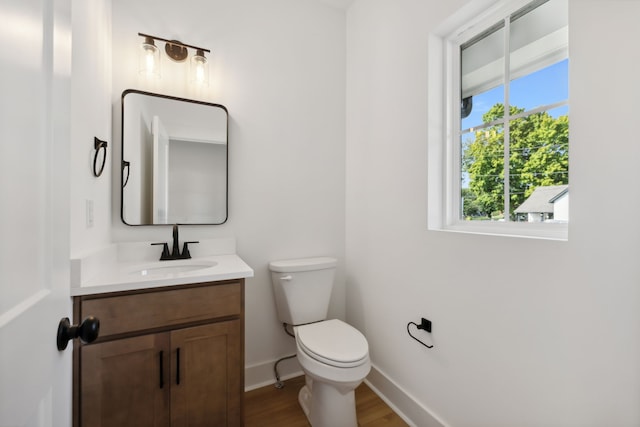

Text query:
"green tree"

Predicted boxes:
[[462, 103, 568, 219], [461, 188, 486, 219]]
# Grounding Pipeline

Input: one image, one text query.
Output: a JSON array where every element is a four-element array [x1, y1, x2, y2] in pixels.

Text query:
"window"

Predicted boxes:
[[428, 0, 569, 239]]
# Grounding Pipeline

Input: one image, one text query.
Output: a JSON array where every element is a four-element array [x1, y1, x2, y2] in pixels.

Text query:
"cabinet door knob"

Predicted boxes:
[[56, 316, 100, 351]]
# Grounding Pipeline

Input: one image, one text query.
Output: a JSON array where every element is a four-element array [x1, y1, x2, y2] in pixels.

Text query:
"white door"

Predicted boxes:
[[0, 0, 72, 425]]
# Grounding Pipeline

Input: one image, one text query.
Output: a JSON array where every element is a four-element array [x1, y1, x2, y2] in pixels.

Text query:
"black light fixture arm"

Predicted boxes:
[[138, 32, 210, 53]]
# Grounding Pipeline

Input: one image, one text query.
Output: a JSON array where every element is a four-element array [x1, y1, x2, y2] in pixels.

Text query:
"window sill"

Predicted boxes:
[[437, 221, 568, 241]]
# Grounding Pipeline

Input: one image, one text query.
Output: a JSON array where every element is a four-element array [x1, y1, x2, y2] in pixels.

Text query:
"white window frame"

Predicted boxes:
[[427, 0, 568, 240]]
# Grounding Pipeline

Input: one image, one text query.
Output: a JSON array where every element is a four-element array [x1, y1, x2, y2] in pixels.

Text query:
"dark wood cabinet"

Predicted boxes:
[[80, 333, 170, 427], [73, 280, 244, 427]]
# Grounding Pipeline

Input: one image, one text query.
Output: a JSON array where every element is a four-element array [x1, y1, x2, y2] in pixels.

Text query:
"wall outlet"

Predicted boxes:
[[86, 199, 94, 228]]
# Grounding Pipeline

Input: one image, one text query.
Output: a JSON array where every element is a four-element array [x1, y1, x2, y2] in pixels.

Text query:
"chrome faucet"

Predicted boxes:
[[151, 224, 199, 261]]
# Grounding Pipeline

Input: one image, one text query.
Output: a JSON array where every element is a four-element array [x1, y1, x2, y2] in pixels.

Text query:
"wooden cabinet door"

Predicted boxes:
[[170, 321, 243, 427], [81, 333, 170, 427]]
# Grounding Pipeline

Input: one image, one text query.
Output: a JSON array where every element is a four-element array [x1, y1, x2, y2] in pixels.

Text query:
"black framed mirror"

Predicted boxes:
[[121, 90, 228, 225]]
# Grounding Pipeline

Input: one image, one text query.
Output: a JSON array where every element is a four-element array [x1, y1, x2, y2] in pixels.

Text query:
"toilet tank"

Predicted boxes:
[[269, 257, 337, 326]]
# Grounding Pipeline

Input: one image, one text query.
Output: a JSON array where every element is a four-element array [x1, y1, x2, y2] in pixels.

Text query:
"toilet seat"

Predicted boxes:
[[295, 319, 369, 368]]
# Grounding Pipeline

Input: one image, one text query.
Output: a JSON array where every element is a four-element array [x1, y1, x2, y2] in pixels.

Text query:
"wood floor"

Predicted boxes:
[[245, 376, 409, 427]]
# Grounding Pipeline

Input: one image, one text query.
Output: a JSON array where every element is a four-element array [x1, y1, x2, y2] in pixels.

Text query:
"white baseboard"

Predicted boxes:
[[244, 356, 303, 392], [365, 365, 448, 427]]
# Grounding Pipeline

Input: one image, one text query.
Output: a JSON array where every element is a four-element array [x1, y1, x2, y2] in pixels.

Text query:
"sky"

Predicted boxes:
[[462, 58, 569, 131]]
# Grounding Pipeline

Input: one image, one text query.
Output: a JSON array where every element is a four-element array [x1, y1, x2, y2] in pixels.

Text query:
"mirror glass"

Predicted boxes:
[[121, 90, 228, 225]]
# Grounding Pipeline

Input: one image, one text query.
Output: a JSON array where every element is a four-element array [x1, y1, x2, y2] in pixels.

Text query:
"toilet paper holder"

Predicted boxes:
[[407, 318, 434, 349]]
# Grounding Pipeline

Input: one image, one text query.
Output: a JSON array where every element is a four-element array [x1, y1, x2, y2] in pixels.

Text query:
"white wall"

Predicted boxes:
[[109, 0, 347, 386], [553, 193, 568, 222], [346, 0, 640, 426], [70, 0, 113, 257]]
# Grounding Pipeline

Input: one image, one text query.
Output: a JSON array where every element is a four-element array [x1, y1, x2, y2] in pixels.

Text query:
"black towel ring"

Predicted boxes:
[[93, 137, 108, 177]]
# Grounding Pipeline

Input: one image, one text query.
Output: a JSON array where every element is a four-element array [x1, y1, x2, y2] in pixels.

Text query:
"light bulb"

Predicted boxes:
[[139, 37, 160, 78], [190, 49, 209, 86]]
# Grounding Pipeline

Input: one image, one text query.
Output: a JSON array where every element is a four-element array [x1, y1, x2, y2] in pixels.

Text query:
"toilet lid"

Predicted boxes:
[[296, 319, 369, 368]]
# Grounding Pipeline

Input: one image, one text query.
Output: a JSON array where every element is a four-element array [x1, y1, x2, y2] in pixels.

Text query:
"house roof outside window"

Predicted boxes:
[[514, 185, 569, 214]]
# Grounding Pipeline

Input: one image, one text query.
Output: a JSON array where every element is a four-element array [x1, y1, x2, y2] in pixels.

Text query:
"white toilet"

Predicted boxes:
[[269, 257, 371, 427]]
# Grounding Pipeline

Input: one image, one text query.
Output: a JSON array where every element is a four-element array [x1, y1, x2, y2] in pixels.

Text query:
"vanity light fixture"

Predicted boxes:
[[138, 33, 211, 86]]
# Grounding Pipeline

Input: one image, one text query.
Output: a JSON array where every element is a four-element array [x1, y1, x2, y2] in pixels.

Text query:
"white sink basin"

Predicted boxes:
[[131, 261, 218, 277]]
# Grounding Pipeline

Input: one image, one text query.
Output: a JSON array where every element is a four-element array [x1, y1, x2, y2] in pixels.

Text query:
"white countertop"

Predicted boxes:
[[70, 239, 254, 296]]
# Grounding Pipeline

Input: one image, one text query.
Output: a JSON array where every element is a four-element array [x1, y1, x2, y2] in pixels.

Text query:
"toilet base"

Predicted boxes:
[[298, 378, 358, 427]]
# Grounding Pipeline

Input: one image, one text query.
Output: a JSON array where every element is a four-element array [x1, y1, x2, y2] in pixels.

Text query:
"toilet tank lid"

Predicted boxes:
[[269, 257, 337, 273]]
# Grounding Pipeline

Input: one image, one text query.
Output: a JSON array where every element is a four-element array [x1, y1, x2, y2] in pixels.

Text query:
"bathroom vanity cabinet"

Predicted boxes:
[[72, 279, 244, 427]]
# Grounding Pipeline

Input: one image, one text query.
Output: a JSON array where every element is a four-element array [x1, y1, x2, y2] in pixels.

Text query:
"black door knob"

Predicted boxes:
[[57, 316, 100, 351]]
